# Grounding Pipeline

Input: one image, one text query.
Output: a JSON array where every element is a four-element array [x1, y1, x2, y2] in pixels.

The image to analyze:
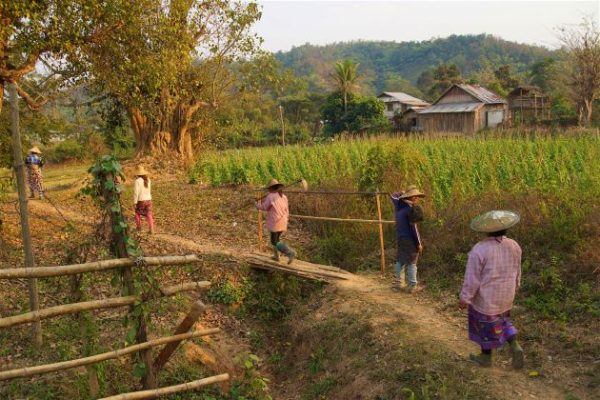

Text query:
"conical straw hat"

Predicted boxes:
[[135, 166, 149, 176], [29, 146, 42, 154], [470, 210, 520, 233], [265, 178, 284, 190], [399, 185, 425, 199]]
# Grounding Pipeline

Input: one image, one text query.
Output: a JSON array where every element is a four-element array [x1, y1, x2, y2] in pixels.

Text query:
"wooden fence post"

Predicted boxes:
[[375, 189, 386, 274], [153, 301, 207, 375], [9, 82, 42, 348], [256, 192, 264, 252]]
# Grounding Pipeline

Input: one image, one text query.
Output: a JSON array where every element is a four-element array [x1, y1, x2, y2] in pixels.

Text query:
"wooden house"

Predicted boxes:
[[377, 92, 430, 119], [417, 84, 507, 134], [507, 85, 550, 125]]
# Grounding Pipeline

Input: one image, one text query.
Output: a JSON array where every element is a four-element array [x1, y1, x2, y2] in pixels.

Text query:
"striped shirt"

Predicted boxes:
[[460, 236, 522, 315], [256, 192, 289, 232]]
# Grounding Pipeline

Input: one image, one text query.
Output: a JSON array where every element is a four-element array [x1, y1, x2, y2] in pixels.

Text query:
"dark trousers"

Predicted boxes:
[[270, 231, 282, 246]]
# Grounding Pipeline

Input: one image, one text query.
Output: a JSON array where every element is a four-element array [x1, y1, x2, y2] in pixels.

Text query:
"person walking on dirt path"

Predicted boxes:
[[390, 185, 425, 292], [256, 178, 296, 264], [25, 146, 45, 200], [133, 166, 155, 234], [460, 210, 524, 369]]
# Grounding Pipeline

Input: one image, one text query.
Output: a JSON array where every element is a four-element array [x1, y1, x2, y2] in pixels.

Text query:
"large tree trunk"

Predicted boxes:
[[583, 98, 594, 127], [129, 104, 195, 160]]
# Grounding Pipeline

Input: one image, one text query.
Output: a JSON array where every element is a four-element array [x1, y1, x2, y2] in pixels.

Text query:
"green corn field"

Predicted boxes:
[[190, 132, 600, 206]]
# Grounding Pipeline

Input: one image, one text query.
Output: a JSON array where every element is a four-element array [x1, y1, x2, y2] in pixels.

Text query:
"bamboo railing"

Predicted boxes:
[[0, 253, 229, 397], [0, 254, 199, 279], [0, 281, 210, 328], [0, 329, 219, 381]]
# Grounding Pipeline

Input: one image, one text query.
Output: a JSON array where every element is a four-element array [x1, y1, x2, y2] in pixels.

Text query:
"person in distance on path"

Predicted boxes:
[[390, 185, 425, 292], [25, 146, 45, 200], [256, 178, 295, 264], [460, 210, 524, 369], [133, 166, 155, 234]]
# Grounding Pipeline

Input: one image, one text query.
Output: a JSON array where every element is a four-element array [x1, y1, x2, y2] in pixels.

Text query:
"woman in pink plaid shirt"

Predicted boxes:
[[256, 179, 295, 264], [460, 210, 524, 369]]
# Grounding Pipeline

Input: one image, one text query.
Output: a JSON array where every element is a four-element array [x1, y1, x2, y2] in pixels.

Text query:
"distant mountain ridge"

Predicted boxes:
[[274, 34, 555, 96]]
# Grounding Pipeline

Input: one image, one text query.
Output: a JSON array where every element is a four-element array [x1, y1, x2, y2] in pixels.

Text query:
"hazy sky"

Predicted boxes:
[[253, 1, 600, 52]]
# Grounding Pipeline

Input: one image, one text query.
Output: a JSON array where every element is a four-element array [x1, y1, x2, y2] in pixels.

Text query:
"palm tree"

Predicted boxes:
[[332, 59, 360, 113]]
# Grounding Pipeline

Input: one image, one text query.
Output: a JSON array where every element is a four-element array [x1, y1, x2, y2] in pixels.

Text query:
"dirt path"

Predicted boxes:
[[27, 195, 585, 400]]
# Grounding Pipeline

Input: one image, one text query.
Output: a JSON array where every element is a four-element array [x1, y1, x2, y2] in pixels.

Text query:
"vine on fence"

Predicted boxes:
[[81, 155, 159, 382]]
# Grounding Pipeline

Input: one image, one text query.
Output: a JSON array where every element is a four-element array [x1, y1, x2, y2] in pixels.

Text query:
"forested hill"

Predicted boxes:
[[274, 34, 555, 95]]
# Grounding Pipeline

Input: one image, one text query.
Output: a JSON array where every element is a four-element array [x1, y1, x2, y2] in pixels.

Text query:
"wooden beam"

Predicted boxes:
[[375, 190, 386, 274], [97, 374, 230, 400], [153, 301, 207, 374], [9, 82, 42, 347], [0, 281, 210, 328], [288, 213, 395, 224], [0, 255, 200, 279], [0, 329, 220, 381], [245, 254, 350, 281]]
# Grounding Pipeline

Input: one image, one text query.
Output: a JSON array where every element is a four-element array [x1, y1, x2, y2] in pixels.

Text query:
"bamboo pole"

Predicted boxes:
[[153, 301, 207, 374], [97, 374, 230, 400], [279, 104, 286, 147], [285, 189, 391, 195], [375, 190, 386, 274], [0, 281, 211, 328], [0, 255, 200, 279], [9, 82, 42, 348], [0, 329, 220, 381], [288, 213, 395, 224], [257, 200, 264, 252]]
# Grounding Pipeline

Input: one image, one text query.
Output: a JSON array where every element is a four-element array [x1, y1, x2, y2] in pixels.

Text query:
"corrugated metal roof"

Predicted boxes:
[[378, 92, 430, 106], [456, 84, 506, 104], [417, 102, 483, 114]]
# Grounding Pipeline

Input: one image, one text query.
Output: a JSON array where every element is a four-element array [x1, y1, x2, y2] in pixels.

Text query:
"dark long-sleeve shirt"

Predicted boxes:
[[391, 194, 423, 247]]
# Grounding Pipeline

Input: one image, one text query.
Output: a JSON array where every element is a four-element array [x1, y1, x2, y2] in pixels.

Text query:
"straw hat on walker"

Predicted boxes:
[[134, 166, 150, 176], [265, 178, 284, 190], [470, 210, 520, 233], [399, 185, 426, 199], [29, 146, 42, 154]]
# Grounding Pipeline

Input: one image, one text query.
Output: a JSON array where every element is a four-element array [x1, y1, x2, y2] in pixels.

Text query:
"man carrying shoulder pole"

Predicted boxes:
[[390, 185, 425, 292]]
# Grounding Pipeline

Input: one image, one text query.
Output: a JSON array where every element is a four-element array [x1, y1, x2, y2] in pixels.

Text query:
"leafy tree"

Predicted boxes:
[[82, 0, 262, 159], [428, 64, 463, 99], [416, 70, 434, 97], [383, 73, 424, 98], [530, 58, 561, 93], [557, 17, 600, 127], [321, 92, 390, 135], [331, 59, 360, 113], [210, 53, 316, 148], [494, 65, 520, 92], [0, 0, 128, 114]]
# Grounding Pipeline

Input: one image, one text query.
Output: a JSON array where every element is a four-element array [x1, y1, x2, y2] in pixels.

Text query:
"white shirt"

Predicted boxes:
[[133, 177, 152, 204]]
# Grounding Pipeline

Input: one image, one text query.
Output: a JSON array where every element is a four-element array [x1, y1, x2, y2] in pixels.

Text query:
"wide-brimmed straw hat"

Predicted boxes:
[[29, 146, 42, 154], [470, 210, 520, 233], [265, 178, 284, 190], [134, 166, 149, 176], [399, 185, 426, 199]]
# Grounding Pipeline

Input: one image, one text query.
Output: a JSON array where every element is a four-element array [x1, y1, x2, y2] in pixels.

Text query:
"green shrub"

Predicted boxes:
[[46, 140, 85, 163]]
